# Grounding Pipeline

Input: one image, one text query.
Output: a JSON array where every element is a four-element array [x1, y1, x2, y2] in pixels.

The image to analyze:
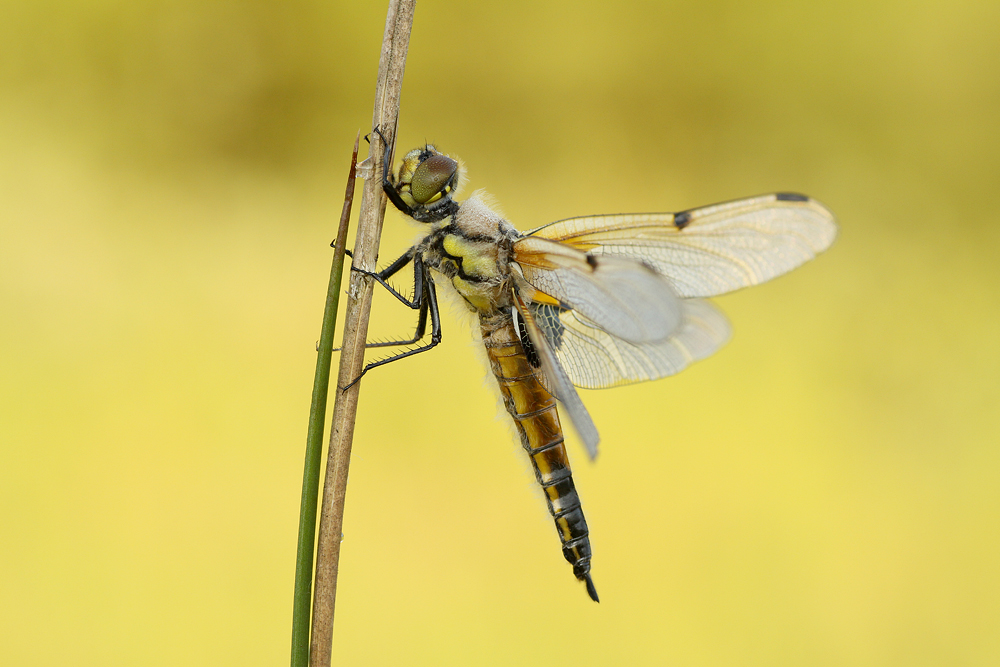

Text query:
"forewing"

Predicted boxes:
[[526, 193, 837, 298], [530, 298, 731, 389], [513, 236, 683, 344]]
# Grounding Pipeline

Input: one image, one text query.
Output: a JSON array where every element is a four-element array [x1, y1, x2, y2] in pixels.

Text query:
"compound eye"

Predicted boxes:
[[410, 154, 458, 204]]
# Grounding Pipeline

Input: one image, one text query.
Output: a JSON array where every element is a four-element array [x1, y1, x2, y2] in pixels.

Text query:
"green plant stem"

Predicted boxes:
[[290, 133, 359, 667]]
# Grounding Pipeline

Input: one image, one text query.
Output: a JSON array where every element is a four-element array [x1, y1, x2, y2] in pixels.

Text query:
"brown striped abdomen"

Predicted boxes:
[[479, 311, 598, 601]]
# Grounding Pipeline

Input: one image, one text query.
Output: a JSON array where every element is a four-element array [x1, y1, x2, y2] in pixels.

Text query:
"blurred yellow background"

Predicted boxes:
[[2, 1, 998, 665]]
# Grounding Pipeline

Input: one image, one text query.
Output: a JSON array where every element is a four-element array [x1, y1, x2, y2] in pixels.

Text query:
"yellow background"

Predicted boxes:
[[2, 1, 998, 665]]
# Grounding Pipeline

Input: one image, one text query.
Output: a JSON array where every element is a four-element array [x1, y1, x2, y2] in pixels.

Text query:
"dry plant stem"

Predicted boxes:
[[289, 132, 358, 667], [309, 1, 415, 665]]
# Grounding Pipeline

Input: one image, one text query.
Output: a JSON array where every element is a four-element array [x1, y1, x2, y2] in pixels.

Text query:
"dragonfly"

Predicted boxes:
[[350, 128, 837, 602]]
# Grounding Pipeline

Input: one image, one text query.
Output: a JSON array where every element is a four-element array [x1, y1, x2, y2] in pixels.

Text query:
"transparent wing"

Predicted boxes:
[[525, 193, 837, 298], [529, 297, 731, 389], [511, 281, 600, 459], [513, 236, 684, 344], [512, 237, 731, 389]]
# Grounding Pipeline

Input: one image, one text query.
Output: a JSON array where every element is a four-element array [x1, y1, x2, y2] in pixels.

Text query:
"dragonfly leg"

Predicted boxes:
[[342, 276, 441, 391], [334, 252, 429, 352], [351, 248, 420, 307], [371, 125, 416, 217], [359, 299, 428, 349]]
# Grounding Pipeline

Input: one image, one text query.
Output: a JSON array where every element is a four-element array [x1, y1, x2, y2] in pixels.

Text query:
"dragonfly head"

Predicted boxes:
[[391, 145, 462, 223]]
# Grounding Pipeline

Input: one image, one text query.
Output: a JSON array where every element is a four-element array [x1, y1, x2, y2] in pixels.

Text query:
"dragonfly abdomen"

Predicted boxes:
[[479, 311, 599, 602]]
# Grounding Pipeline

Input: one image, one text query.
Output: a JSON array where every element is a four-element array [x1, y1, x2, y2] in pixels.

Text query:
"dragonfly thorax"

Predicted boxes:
[[420, 195, 520, 314]]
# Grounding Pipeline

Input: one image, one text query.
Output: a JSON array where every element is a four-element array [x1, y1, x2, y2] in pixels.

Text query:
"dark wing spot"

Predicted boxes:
[[775, 192, 809, 202], [673, 211, 691, 229], [586, 254, 599, 269]]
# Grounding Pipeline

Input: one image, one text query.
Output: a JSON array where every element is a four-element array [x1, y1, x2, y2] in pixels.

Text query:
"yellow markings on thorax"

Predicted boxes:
[[441, 234, 500, 279], [439, 232, 505, 312], [450, 277, 493, 312]]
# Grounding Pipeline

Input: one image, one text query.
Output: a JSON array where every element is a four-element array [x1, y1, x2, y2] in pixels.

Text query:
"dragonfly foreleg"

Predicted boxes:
[[371, 125, 415, 217], [350, 248, 421, 307]]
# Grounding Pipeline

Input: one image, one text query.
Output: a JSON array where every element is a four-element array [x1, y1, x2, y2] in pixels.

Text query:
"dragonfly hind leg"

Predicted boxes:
[[340, 250, 438, 347], [341, 271, 442, 391]]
